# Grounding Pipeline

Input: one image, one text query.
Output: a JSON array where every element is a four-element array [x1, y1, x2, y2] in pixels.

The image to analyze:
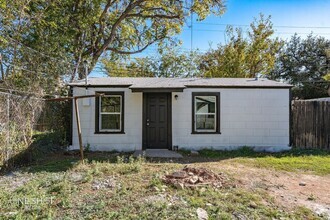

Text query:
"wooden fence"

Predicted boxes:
[[292, 100, 330, 150]]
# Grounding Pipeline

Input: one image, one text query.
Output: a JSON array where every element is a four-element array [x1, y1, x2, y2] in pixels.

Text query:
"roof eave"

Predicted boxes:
[[185, 85, 293, 89], [130, 87, 185, 93]]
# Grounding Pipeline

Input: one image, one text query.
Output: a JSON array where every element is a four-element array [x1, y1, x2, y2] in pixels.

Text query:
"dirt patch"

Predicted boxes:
[[0, 171, 31, 192], [162, 166, 229, 189], [215, 163, 330, 218]]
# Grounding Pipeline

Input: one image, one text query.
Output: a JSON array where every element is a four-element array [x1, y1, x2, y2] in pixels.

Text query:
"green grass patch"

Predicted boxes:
[[198, 147, 330, 175], [237, 155, 330, 175]]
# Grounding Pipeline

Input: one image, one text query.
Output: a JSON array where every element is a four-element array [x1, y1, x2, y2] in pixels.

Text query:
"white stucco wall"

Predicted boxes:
[[71, 87, 290, 152], [172, 88, 290, 151], [71, 87, 143, 151]]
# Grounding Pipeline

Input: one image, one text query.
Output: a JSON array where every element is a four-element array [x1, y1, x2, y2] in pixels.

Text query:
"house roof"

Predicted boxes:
[[305, 97, 330, 101], [69, 77, 292, 89]]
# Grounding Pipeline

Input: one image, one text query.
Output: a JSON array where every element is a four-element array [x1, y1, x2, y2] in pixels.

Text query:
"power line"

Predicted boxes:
[[2, 62, 72, 77], [186, 28, 330, 35], [193, 22, 330, 29], [0, 86, 76, 99], [0, 31, 76, 68], [0, 90, 48, 101]]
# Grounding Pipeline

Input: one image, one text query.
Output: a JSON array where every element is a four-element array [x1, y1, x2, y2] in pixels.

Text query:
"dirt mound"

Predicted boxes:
[[162, 166, 229, 189]]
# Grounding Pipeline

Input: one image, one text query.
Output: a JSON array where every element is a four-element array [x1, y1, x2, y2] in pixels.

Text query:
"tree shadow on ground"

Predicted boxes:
[[0, 131, 68, 174]]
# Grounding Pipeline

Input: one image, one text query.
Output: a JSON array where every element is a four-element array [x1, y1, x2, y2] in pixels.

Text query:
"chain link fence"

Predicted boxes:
[[0, 91, 45, 168]]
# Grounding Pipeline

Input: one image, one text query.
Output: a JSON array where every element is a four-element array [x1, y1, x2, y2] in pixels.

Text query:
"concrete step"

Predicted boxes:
[[133, 149, 183, 158]]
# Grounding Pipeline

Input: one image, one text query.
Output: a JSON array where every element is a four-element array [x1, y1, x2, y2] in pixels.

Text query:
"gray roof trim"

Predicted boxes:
[[130, 87, 185, 93], [185, 85, 293, 89], [72, 84, 131, 88], [303, 97, 330, 101], [69, 77, 292, 89]]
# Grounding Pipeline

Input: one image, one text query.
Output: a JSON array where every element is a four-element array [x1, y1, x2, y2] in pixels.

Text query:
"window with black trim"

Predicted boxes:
[[95, 92, 124, 133], [192, 92, 220, 134]]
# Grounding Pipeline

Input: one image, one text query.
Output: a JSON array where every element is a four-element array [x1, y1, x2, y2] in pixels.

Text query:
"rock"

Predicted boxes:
[[162, 166, 228, 189], [92, 185, 100, 190], [153, 186, 160, 192], [91, 178, 115, 190], [232, 211, 248, 220], [299, 182, 306, 186], [171, 171, 187, 179], [196, 208, 208, 220], [189, 176, 199, 184], [190, 150, 199, 155], [249, 201, 258, 209], [174, 182, 185, 190], [69, 172, 84, 182]]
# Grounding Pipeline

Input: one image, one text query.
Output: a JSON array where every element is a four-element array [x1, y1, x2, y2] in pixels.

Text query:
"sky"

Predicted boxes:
[[90, 0, 330, 76], [141, 0, 330, 55]]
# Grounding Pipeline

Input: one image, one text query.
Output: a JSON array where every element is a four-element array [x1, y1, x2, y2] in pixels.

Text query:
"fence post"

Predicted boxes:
[[6, 93, 10, 161], [74, 97, 84, 162]]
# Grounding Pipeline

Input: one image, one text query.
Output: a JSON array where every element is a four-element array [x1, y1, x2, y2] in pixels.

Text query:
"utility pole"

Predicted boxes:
[[189, 0, 194, 77]]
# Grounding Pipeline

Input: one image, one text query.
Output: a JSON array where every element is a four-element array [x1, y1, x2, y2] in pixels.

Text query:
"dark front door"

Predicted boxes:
[[143, 93, 172, 149]]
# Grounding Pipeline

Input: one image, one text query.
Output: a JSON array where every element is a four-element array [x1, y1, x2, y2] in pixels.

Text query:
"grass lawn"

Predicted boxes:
[[198, 148, 330, 175], [0, 148, 329, 219]]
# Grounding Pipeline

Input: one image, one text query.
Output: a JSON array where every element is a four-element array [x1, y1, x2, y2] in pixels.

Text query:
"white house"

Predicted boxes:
[[69, 77, 292, 152]]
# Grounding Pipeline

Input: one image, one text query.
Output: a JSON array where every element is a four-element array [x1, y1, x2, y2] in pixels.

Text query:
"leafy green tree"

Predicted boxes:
[[1, 0, 226, 80], [156, 49, 201, 77], [102, 56, 155, 77], [200, 14, 282, 78], [270, 34, 330, 99], [102, 48, 202, 77], [323, 48, 330, 83]]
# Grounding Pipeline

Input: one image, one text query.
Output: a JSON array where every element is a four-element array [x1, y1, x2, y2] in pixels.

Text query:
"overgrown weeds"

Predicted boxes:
[[0, 151, 325, 219]]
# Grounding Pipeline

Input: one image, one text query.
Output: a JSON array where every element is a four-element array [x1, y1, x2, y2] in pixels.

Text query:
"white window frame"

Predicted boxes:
[[194, 96, 217, 132], [99, 95, 122, 132]]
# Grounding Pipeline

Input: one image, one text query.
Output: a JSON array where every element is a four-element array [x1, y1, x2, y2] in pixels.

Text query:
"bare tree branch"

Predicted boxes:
[[94, 0, 146, 57], [127, 13, 180, 19], [107, 37, 165, 55]]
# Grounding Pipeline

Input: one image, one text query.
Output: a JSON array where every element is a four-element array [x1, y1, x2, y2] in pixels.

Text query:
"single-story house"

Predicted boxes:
[[69, 77, 292, 152]]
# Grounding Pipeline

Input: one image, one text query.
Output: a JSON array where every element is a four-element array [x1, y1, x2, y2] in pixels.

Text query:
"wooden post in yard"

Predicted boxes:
[[47, 94, 104, 162], [74, 97, 84, 162], [0, 54, 5, 81]]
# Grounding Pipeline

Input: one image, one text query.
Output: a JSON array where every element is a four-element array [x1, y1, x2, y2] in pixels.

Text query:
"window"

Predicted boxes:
[[95, 92, 124, 133], [192, 92, 220, 134]]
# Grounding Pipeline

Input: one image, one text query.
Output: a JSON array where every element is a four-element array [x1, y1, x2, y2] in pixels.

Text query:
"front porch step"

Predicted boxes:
[[133, 149, 183, 158]]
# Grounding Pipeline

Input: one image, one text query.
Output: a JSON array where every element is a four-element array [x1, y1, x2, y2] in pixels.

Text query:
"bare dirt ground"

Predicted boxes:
[[210, 162, 330, 217]]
